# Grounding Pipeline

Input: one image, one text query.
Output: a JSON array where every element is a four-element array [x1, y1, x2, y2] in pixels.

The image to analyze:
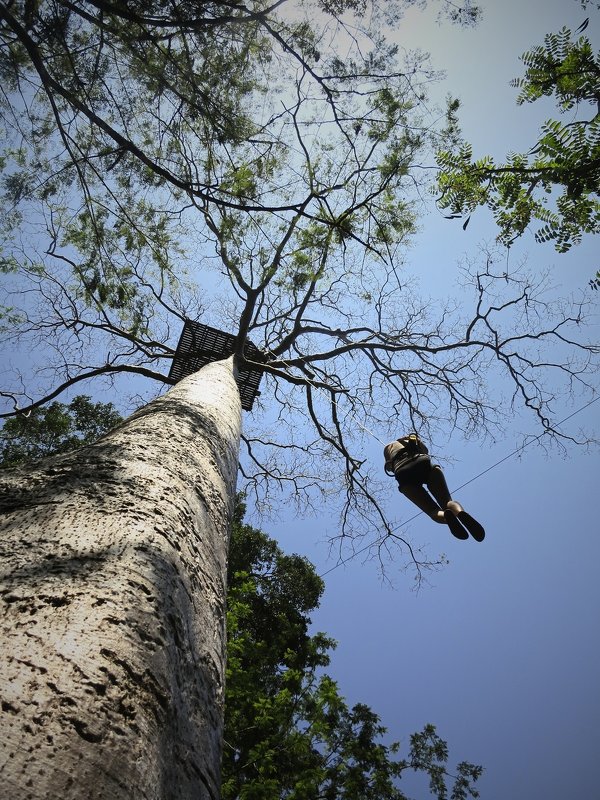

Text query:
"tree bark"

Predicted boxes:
[[0, 358, 241, 800]]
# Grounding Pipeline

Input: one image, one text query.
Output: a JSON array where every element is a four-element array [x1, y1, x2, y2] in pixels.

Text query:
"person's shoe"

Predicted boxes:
[[457, 510, 486, 542], [443, 509, 469, 540], [446, 500, 485, 541]]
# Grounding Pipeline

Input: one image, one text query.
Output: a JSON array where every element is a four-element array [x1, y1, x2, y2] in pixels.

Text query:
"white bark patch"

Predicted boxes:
[[0, 358, 241, 800]]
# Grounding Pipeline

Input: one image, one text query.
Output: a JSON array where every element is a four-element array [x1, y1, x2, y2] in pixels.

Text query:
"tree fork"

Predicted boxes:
[[0, 358, 241, 800]]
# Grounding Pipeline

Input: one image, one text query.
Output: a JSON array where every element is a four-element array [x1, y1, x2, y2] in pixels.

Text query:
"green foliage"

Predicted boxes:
[[0, 395, 122, 468], [0, 0, 482, 309], [223, 500, 483, 799], [0, 0, 266, 328], [318, 0, 368, 15], [511, 27, 599, 108], [317, 0, 481, 26], [436, 26, 600, 251], [0, 0, 490, 403]]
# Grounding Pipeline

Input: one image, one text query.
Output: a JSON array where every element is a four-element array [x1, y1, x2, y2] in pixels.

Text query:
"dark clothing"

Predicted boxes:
[[383, 433, 485, 540], [384, 434, 433, 488], [392, 453, 432, 488]]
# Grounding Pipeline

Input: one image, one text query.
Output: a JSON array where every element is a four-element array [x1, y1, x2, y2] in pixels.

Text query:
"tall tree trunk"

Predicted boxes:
[[0, 358, 241, 800]]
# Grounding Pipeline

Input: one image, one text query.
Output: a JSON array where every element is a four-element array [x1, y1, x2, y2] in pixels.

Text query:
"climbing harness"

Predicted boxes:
[[384, 433, 425, 476]]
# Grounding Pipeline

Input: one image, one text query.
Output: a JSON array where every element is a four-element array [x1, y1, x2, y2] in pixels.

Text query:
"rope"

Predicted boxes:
[[319, 395, 600, 578], [351, 415, 386, 446], [452, 396, 599, 493]]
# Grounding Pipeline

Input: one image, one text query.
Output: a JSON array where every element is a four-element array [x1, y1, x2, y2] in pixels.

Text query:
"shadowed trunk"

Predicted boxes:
[[0, 358, 241, 800]]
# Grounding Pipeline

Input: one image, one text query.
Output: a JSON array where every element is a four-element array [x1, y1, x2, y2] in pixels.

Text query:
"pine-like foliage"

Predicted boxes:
[[436, 25, 600, 252]]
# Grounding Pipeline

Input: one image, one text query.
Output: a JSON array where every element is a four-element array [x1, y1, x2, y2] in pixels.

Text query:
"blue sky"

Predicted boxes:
[[271, 1, 600, 798]]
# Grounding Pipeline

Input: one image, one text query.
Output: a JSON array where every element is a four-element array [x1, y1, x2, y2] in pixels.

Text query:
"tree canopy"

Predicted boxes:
[[1, 0, 597, 580]]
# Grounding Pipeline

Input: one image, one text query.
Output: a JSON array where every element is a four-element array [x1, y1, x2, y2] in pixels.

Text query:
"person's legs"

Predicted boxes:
[[399, 476, 470, 539], [426, 465, 463, 512], [399, 484, 446, 523], [426, 465, 484, 540]]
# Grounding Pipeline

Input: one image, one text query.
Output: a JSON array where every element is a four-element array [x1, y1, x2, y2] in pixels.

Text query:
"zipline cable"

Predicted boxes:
[[451, 396, 599, 494], [319, 394, 600, 578]]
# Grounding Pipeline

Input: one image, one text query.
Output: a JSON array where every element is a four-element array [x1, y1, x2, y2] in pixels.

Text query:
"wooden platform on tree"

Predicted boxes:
[[168, 319, 265, 411]]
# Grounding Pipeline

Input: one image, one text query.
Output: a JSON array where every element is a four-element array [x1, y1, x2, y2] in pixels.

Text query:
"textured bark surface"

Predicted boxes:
[[0, 359, 241, 800]]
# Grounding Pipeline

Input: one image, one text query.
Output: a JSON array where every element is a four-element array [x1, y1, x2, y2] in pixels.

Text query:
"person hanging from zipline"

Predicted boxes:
[[384, 433, 485, 541]]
